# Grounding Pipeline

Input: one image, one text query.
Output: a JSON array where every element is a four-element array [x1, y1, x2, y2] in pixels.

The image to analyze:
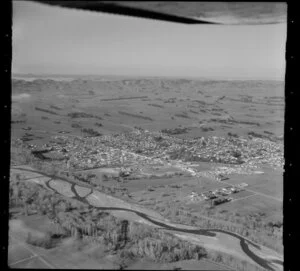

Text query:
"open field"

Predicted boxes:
[[225, 168, 283, 199], [216, 194, 282, 221], [11, 78, 284, 145]]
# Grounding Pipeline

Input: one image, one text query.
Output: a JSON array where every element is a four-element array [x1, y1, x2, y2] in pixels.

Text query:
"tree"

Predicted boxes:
[[215, 253, 223, 262], [12, 185, 20, 206], [23, 201, 29, 216], [241, 260, 248, 271], [87, 224, 92, 236], [15, 174, 21, 181], [49, 197, 59, 219], [102, 174, 109, 182]]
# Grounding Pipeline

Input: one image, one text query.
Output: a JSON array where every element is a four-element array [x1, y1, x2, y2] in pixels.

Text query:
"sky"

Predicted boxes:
[[12, 1, 287, 80]]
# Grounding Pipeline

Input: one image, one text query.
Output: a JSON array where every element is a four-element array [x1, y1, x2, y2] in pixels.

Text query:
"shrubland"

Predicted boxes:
[[9, 176, 208, 265]]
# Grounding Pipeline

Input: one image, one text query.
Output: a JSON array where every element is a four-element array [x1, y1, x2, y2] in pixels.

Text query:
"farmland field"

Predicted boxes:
[[225, 167, 283, 199], [11, 78, 284, 143]]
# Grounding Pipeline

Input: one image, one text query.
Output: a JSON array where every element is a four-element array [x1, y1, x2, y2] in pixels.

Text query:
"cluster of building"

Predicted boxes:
[[28, 135, 165, 171], [186, 184, 247, 205], [19, 128, 283, 183], [93, 130, 283, 169]]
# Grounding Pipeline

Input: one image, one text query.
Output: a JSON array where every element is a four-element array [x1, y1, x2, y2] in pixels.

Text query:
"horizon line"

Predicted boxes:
[[12, 73, 285, 82]]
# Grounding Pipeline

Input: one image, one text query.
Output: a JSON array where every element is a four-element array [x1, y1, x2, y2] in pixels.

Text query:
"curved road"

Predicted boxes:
[[12, 166, 283, 271]]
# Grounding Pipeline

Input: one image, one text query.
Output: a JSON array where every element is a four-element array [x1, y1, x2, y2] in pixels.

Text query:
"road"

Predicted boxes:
[[172, 161, 283, 203], [10, 166, 283, 271], [8, 234, 56, 269]]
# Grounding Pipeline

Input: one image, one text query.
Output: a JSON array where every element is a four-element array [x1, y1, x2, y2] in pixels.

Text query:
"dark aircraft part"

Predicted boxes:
[[31, 1, 218, 24], [31, 1, 286, 25]]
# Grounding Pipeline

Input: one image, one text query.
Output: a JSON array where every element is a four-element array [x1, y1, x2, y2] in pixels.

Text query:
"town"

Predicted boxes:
[[13, 127, 283, 210], [22, 128, 283, 170]]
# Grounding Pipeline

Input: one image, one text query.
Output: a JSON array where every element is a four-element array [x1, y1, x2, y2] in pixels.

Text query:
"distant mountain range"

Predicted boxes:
[[12, 74, 284, 82]]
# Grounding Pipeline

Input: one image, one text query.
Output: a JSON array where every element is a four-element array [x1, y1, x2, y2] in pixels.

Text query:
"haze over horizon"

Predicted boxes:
[[13, 1, 287, 80]]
